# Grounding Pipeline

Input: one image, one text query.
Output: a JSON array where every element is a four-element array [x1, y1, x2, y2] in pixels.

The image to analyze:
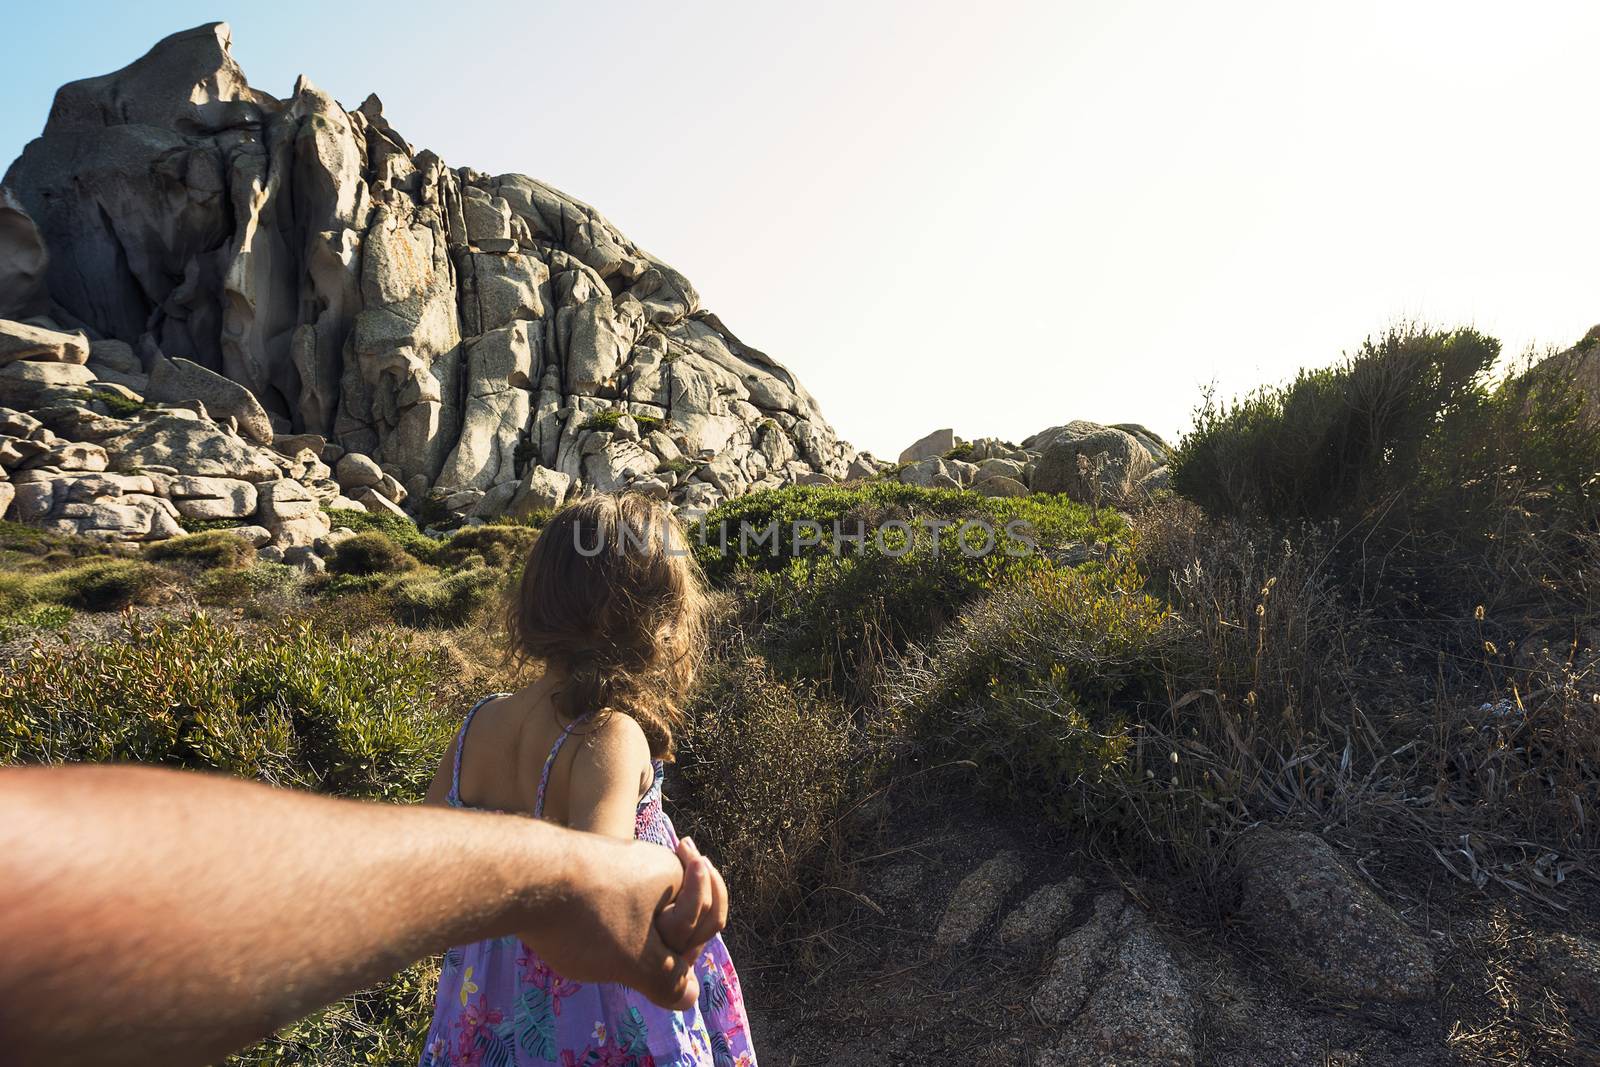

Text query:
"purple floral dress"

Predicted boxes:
[[420, 695, 758, 1067]]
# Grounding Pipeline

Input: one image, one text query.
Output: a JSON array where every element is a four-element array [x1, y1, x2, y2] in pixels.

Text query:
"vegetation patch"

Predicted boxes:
[[0, 613, 452, 801], [143, 530, 257, 571], [328, 532, 421, 577]]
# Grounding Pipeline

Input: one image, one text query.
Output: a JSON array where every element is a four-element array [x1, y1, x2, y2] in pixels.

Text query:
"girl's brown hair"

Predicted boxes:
[[505, 492, 707, 759]]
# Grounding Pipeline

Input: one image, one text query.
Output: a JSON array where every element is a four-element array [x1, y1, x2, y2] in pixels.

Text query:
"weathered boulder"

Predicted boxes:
[[975, 474, 1029, 498], [508, 464, 571, 518], [334, 451, 384, 491], [256, 477, 330, 546], [1030, 422, 1155, 503], [147, 355, 274, 446], [899, 428, 956, 464], [999, 879, 1084, 953], [0, 360, 95, 407], [1235, 829, 1436, 1003], [1034, 892, 1196, 1066], [102, 413, 284, 482], [151, 473, 257, 520], [0, 319, 89, 366], [0, 189, 48, 320], [898, 456, 962, 490]]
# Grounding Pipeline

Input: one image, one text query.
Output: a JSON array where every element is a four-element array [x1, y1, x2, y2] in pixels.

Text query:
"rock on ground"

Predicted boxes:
[[1235, 828, 1437, 1003], [933, 850, 1025, 949], [1034, 892, 1196, 1066]]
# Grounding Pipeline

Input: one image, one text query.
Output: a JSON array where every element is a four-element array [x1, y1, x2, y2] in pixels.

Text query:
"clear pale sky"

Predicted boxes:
[[4, 2, 1597, 457]]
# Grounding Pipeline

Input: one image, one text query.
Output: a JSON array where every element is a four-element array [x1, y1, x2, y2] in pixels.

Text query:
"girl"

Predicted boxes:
[[419, 493, 757, 1067]]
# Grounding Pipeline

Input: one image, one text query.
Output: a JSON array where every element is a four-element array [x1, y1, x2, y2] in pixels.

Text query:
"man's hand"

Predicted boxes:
[[523, 834, 730, 1010]]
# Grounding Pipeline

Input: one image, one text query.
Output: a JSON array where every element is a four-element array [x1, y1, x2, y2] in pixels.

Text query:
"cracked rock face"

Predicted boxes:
[[1, 22, 856, 531]]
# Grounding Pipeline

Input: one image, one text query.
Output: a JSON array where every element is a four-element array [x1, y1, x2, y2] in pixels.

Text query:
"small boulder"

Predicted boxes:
[[354, 484, 408, 518], [934, 850, 1025, 950], [1030, 423, 1155, 503], [898, 428, 956, 464], [0, 359, 95, 407], [508, 464, 571, 518], [0, 319, 89, 366], [975, 474, 1029, 498], [898, 456, 961, 490], [1235, 829, 1436, 1003], [334, 451, 385, 491], [999, 879, 1084, 953]]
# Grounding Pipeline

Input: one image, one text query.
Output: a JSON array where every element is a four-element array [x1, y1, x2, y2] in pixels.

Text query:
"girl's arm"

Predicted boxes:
[[0, 764, 721, 1067], [563, 711, 656, 840]]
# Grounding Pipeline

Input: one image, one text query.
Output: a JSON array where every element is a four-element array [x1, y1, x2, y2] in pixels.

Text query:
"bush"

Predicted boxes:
[[196, 562, 301, 606], [1172, 327, 1600, 624], [0, 602, 73, 641], [0, 613, 453, 801], [887, 556, 1182, 827], [1172, 325, 1500, 521], [673, 647, 856, 930], [328, 532, 420, 576], [325, 508, 440, 564], [0, 519, 103, 561], [144, 530, 257, 571], [432, 524, 538, 570], [24, 558, 172, 612], [387, 567, 504, 628], [695, 483, 1121, 693]]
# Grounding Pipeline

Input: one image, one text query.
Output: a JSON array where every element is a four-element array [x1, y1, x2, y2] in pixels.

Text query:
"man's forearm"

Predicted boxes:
[[0, 765, 597, 1067]]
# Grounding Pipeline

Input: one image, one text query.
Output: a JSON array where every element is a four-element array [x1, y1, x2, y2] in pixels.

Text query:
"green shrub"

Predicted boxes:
[[177, 516, 254, 535], [324, 507, 440, 563], [328, 532, 420, 576], [694, 483, 1121, 692], [1172, 327, 1600, 622], [29, 559, 171, 611], [942, 442, 975, 462], [92, 389, 147, 417], [196, 562, 300, 605], [432, 524, 538, 569], [579, 409, 624, 432], [1172, 325, 1500, 521], [0, 602, 73, 641], [0, 613, 452, 801], [673, 649, 856, 929], [0, 519, 102, 560], [888, 557, 1181, 825], [657, 457, 696, 477], [143, 530, 257, 571], [387, 566, 503, 628]]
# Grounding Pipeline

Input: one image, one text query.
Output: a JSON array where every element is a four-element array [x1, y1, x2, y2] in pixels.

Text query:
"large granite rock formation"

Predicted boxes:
[[0, 23, 856, 542]]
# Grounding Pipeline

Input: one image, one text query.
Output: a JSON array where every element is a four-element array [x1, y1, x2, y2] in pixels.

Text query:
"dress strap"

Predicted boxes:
[[446, 694, 504, 808], [534, 713, 592, 818]]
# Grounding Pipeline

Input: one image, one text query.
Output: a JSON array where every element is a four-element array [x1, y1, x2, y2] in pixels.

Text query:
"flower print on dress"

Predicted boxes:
[[518, 950, 582, 1014], [452, 995, 506, 1066]]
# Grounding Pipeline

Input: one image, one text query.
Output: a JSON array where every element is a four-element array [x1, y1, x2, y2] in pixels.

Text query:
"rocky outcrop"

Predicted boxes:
[[0, 21, 857, 547], [880, 421, 1174, 506]]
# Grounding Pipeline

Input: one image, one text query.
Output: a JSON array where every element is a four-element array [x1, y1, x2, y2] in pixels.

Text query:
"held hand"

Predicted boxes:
[[526, 835, 704, 1010], [656, 837, 729, 956]]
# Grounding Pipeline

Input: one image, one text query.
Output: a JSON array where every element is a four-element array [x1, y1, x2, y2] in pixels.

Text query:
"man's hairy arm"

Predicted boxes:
[[0, 764, 712, 1067]]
